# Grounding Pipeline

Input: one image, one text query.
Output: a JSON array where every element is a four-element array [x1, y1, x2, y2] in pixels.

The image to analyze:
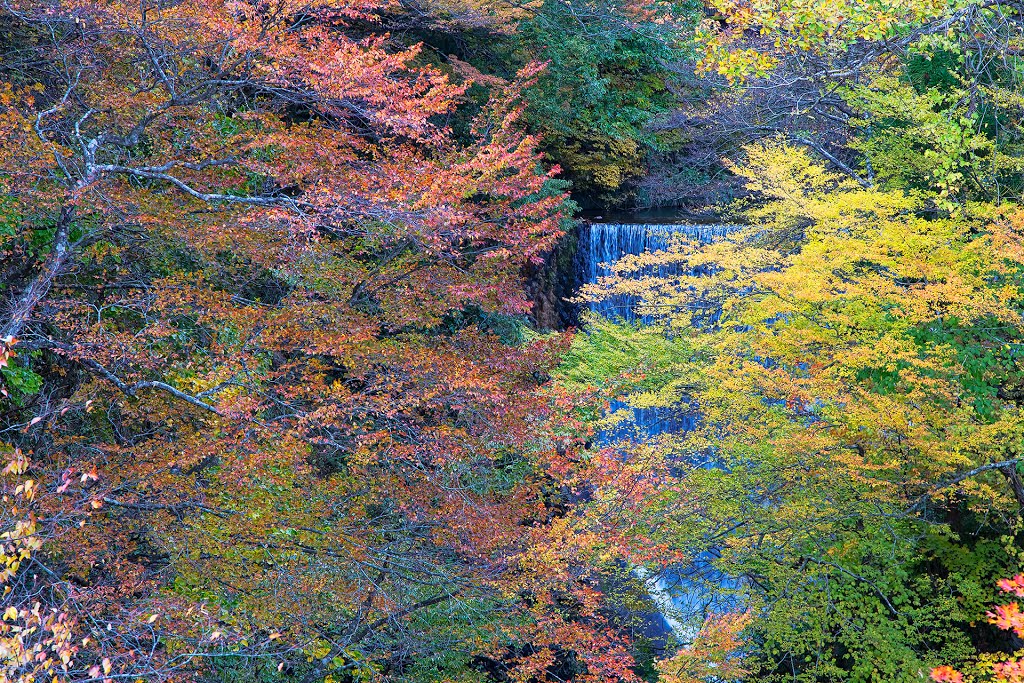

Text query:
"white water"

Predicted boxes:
[[577, 222, 741, 638], [577, 223, 737, 321]]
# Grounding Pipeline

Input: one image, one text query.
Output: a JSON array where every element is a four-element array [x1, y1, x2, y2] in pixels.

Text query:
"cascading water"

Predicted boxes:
[[576, 221, 742, 642], [576, 223, 736, 322], [577, 221, 735, 444]]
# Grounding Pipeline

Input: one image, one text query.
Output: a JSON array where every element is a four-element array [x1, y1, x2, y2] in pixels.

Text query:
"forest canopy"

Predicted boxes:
[[1, 0, 1023, 682]]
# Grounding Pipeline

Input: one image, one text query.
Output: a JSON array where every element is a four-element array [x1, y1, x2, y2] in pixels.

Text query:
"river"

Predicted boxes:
[[574, 220, 743, 645]]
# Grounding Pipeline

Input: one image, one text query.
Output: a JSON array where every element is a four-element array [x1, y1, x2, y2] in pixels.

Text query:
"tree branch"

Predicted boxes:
[[93, 163, 306, 210], [346, 593, 452, 645], [101, 496, 236, 518], [791, 136, 873, 188], [1, 205, 75, 341], [38, 341, 227, 417], [906, 458, 1022, 513]]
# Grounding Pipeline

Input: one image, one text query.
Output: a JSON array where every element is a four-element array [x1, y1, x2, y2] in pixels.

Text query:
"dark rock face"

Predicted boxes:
[[524, 225, 583, 332]]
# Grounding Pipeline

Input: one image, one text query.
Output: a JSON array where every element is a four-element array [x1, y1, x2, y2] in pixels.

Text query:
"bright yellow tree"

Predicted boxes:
[[563, 141, 1024, 681]]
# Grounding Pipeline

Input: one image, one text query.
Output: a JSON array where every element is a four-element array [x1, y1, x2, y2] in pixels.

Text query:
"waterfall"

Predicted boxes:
[[578, 223, 736, 286], [578, 221, 737, 444], [577, 221, 742, 641], [576, 223, 737, 321]]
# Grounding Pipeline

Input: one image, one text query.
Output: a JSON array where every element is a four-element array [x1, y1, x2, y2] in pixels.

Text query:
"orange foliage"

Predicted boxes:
[[657, 612, 751, 683], [931, 576, 1024, 683], [0, 0, 644, 680]]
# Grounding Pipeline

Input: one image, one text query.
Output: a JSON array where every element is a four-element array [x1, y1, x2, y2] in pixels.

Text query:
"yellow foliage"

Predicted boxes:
[[1, 446, 79, 682], [553, 134, 644, 193], [697, 0, 958, 81], [580, 140, 1024, 518]]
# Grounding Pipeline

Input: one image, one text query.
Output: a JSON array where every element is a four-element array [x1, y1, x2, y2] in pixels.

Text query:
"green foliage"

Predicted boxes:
[[0, 196, 18, 242], [842, 33, 1024, 207], [559, 316, 687, 390], [0, 356, 42, 406], [742, 518, 1017, 683], [908, 317, 1024, 422], [509, 0, 698, 200]]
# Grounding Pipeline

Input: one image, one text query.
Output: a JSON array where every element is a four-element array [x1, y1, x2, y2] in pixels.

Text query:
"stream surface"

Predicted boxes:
[[575, 221, 742, 645]]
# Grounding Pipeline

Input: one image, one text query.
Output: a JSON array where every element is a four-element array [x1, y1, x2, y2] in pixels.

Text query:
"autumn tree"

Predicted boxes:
[[650, 0, 1024, 208], [0, 1, 642, 681], [931, 575, 1024, 683], [561, 141, 1024, 681]]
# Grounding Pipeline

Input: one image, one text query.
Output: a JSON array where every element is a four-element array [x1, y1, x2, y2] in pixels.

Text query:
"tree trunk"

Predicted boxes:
[[999, 463, 1024, 510], [1, 205, 74, 341]]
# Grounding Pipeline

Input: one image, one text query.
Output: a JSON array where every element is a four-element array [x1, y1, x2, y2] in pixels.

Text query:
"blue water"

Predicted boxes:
[[576, 223, 737, 323], [577, 222, 744, 638]]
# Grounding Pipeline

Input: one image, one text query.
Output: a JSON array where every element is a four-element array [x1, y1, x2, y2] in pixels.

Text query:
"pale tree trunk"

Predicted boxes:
[[1, 206, 74, 342], [1000, 463, 1024, 510]]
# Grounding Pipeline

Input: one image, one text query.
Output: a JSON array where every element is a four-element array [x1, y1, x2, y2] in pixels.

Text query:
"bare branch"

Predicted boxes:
[[791, 136, 873, 188], [906, 458, 1023, 513], [93, 163, 305, 209], [1, 206, 75, 341]]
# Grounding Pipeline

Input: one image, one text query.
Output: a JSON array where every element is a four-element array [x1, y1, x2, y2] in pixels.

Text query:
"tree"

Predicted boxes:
[[652, 0, 1024, 208], [931, 575, 1024, 683], [695, 0, 959, 83], [561, 141, 1024, 681], [0, 1, 639, 680], [510, 0, 696, 203]]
